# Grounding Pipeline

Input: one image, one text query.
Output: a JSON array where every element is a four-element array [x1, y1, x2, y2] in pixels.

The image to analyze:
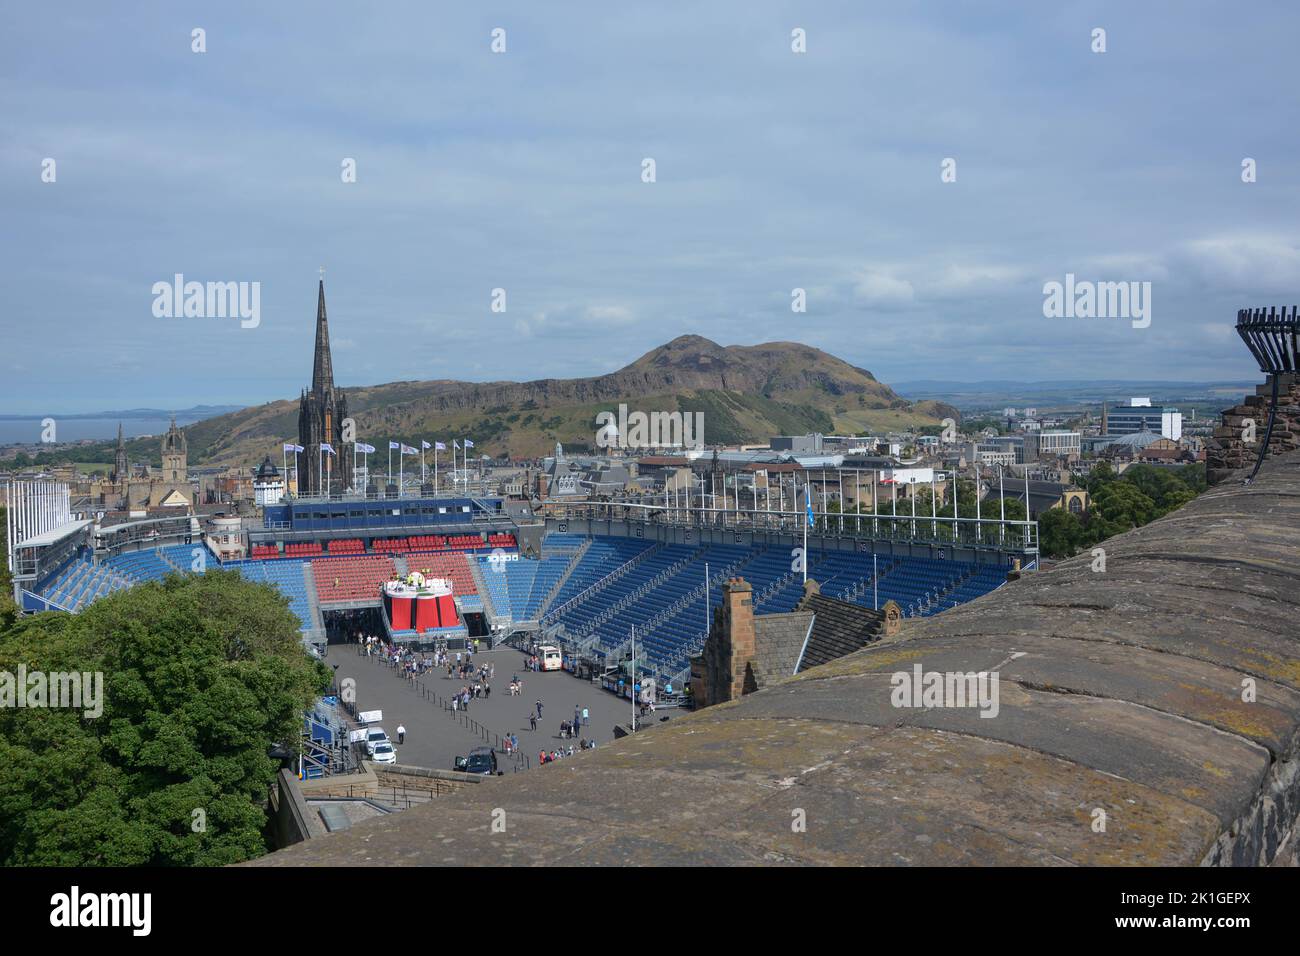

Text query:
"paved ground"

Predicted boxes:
[[331, 645, 665, 772]]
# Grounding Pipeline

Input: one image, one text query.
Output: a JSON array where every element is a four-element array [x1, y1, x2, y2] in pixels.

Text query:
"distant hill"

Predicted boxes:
[[174, 336, 953, 466], [0, 405, 244, 422], [894, 379, 1257, 408]]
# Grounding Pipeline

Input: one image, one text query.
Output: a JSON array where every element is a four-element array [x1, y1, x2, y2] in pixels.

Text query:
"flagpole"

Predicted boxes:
[[421, 445, 426, 484], [953, 471, 959, 542], [857, 468, 863, 535], [318, 445, 323, 497], [1024, 470, 1031, 543], [930, 474, 936, 540], [434, 445, 439, 493], [911, 476, 916, 539], [400, 445, 405, 497], [999, 465, 1006, 545], [387, 444, 393, 489], [802, 483, 808, 584]]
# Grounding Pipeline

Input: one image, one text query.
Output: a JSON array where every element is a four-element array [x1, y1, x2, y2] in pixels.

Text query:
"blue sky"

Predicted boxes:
[[2, 1, 1298, 413]]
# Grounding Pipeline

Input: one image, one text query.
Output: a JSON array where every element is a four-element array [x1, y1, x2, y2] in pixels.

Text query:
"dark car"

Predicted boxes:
[[454, 746, 500, 775]]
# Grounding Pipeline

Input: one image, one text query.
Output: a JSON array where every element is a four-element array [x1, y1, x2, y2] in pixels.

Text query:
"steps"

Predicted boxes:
[[302, 563, 326, 634]]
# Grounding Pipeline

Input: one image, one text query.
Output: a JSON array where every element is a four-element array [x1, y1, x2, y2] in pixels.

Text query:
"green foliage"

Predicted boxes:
[[1039, 462, 1204, 558], [0, 508, 16, 628], [1037, 508, 1086, 559], [0, 570, 329, 866]]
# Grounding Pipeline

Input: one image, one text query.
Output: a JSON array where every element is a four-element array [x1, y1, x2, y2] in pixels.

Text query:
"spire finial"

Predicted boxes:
[[319, 266, 325, 280]]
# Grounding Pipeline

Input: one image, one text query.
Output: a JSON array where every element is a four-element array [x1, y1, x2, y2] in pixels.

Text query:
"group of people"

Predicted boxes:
[[538, 739, 596, 764]]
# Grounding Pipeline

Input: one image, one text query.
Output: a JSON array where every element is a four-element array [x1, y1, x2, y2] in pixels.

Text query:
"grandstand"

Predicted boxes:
[[502, 532, 1014, 686], [15, 476, 1028, 694]]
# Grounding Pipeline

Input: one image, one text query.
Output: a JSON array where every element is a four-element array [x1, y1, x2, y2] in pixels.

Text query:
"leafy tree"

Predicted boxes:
[[0, 570, 329, 866], [1085, 461, 1117, 495], [0, 508, 16, 628], [1087, 480, 1157, 538], [1038, 508, 1086, 558]]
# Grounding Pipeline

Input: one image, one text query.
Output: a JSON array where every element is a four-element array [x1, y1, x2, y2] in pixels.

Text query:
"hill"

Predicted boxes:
[[53, 337, 955, 467]]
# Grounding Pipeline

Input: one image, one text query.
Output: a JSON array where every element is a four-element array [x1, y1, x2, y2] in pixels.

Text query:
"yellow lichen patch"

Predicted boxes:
[[794, 645, 930, 680], [1164, 685, 1286, 742], [1247, 651, 1300, 688]]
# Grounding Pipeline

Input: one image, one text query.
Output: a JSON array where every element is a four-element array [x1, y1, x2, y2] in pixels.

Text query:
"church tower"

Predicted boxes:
[[298, 277, 351, 496], [112, 423, 128, 484], [161, 416, 187, 482]]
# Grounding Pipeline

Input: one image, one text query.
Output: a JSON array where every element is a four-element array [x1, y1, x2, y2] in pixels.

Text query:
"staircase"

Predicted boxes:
[[302, 563, 326, 634], [532, 538, 591, 618], [545, 541, 650, 624]]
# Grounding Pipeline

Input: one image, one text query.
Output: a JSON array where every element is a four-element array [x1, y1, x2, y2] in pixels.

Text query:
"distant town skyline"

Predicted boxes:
[[4, 1, 1297, 413]]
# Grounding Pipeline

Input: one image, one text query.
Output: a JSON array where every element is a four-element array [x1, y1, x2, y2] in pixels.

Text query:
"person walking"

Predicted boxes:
[[529, 713, 537, 732], [536, 700, 543, 719], [396, 724, 406, 745]]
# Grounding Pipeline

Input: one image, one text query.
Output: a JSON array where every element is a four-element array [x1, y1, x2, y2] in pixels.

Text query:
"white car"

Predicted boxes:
[[369, 741, 398, 765], [364, 727, 389, 756]]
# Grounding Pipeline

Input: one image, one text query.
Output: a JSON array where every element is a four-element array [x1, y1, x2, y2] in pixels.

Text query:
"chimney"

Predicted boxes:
[[722, 578, 756, 702]]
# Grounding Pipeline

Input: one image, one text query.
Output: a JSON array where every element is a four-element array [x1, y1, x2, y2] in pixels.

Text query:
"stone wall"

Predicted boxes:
[[269, 769, 314, 848], [1207, 373, 1300, 484]]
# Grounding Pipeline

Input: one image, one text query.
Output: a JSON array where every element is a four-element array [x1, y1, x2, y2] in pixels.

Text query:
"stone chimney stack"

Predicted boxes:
[[722, 578, 756, 701]]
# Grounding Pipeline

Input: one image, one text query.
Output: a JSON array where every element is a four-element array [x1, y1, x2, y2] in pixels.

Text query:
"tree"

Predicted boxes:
[[1038, 508, 1086, 558], [1085, 461, 1117, 495], [0, 508, 16, 628], [0, 570, 330, 866], [1086, 481, 1157, 539]]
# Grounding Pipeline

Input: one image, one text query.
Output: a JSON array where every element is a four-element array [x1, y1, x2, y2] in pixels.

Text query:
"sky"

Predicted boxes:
[[2, 1, 1298, 414]]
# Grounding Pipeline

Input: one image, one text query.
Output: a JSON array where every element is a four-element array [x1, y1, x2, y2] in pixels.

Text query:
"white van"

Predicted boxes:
[[538, 645, 563, 672]]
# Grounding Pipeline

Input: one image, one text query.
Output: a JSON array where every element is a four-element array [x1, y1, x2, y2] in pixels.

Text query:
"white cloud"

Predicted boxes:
[[852, 272, 916, 309], [1180, 235, 1300, 292]]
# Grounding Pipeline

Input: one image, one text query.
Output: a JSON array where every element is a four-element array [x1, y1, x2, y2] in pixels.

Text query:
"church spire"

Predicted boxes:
[[113, 422, 128, 484], [312, 275, 334, 394]]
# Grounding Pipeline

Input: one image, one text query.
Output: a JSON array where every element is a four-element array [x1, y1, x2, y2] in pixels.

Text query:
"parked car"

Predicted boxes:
[[369, 741, 398, 765], [453, 746, 500, 775], [364, 727, 389, 756]]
